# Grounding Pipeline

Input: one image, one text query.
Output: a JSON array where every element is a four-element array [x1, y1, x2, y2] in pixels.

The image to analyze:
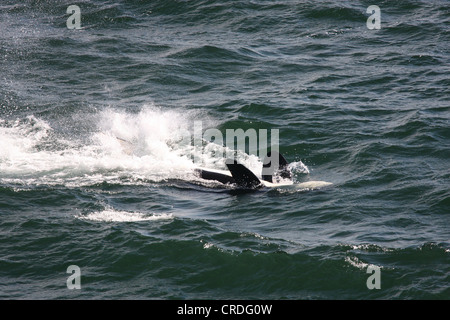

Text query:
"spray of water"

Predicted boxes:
[[0, 105, 309, 188]]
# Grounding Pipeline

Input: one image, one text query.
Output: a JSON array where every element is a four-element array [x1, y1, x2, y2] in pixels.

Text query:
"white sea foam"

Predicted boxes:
[[79, 210, 173, 222], [350, 244, 394, 253], [345, 256, 382, 271], [288, 160, 310, 175], [0, 107, 200, 186]]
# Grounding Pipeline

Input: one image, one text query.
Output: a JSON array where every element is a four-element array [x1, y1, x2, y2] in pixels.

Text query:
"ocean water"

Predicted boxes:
[[0, 0, 449, 300]]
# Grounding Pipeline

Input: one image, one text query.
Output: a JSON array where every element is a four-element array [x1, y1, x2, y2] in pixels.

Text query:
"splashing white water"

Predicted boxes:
[[0, 105, 310, 187]]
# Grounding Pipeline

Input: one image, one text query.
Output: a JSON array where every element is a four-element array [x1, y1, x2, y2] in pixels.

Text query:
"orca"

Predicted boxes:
[[115, 136, 331, 190], [194, 151, 332, 191], [194, 151, 293, 189]]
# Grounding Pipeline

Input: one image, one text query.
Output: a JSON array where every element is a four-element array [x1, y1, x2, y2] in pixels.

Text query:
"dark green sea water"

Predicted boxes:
[[0, 0, 449, 299]]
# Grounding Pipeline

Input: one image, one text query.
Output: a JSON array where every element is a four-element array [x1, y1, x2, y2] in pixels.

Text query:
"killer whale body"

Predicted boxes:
[[114, 137, 331, 190], [195, 151, 298, 190], [195, 151, 333, 190]]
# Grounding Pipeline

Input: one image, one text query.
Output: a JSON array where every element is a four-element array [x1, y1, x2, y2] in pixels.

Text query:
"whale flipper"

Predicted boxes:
[[226, 161, 263, 189], [194, 168, 235, 185]]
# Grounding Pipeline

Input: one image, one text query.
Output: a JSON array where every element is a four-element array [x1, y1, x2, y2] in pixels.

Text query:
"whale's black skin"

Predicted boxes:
[[262, 151, 291, 183], [194, 152, 292, 189], [225, 161, 263, 189], [194, 168, 236, 185]]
